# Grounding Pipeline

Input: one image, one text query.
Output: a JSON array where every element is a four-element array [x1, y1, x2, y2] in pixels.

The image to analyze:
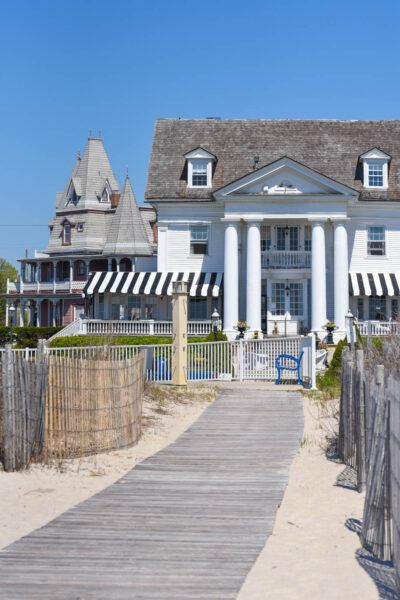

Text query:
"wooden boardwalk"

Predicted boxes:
[[0, 389, 303, 600]]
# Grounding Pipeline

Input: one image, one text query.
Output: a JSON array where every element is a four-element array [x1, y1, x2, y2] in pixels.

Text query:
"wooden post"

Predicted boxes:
[[172, 281, 188, 386], [2, 344, 15, 471], [356, 348, 366, 492]]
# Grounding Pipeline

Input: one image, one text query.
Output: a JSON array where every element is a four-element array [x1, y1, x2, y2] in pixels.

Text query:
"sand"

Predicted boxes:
[[238, 395, 379, 600], [0, 384, 215, 551]]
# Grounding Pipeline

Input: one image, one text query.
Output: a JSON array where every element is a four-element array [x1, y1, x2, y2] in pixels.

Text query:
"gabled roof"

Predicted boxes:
[[103, 175, 153, 256], [145, 119, 400, 202]]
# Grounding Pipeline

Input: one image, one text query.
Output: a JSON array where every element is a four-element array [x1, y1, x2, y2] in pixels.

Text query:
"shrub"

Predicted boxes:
[[204, 329, 228, 342], [317, 338, 347, 398], [48, 334, 219, 348], [0, 326, 63, 348]]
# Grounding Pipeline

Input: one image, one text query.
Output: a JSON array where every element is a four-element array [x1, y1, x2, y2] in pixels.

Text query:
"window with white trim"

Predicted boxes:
[[368, 296, 386, 321], [77, 222, 84, 232], [261, 225, 271, 251], [367, 226, 385, 256], [62, 222, 71, 245], [191, 159, 209, 187], [190, 225, 209, 255], [271, 282, 285, 316], [289, 283, 303, 316], [368, 162, 384, 187]]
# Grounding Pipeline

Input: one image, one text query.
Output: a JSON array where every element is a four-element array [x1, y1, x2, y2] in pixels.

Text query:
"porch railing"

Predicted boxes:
[[7, 279, 85, 294], [357, 320, 400, 336], [69, 319, 213, 338], [261, 250, 311, 269]]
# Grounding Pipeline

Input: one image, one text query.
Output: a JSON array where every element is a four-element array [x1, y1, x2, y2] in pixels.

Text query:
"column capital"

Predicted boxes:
[[243, 217, 264, 224], [221, 217, 241, 224], [331, 217, 350, 226], [308, 217, 328, 224]]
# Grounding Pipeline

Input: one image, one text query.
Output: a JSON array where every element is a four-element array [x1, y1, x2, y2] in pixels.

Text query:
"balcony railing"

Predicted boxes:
[[261, 250, 311, 269], [357, 320, 400, 336], [7, 280, 85, 294]]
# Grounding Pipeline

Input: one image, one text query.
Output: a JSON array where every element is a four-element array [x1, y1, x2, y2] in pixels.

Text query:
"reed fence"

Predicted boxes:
[[0, 345, 144, 471], [339, 343, 400, 592]]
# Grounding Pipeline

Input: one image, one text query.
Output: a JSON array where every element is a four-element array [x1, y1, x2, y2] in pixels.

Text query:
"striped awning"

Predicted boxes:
[[349, 272, 400, 297], [83, 271, 223, 298]]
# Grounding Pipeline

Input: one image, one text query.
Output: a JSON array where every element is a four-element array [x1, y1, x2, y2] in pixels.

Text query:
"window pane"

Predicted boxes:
[[261, 225, 271, 251], [289, 283, 303, 316], [368, 296, 386, 321], [367, 227, 385, 255], [128, 296, 141, 319], [189, 298, 207, 320], [368, 162, 384, 187], [271, 282, 285, 315], [357, 298, 364, 321], [192, 159, 208, 186], [289, 227, 299, 251], [304, 225, 312, 251], [190, 225, 208, 241], [277, 228, 286, 251], [144, 296, 158, 319]]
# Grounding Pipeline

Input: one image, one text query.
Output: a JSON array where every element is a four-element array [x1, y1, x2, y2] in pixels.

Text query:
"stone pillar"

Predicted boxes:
[[223, 221, 239, 336], [311, 221, 327, 334], [334, 221, 349, 335], [246, 221, 262, 334]]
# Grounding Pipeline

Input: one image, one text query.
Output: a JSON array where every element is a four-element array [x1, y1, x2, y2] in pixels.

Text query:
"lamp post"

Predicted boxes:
[[8, 304, 16, 345], [211, 308, 220, 342]]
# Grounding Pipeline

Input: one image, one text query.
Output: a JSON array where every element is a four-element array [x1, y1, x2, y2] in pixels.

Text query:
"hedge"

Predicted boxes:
[[0, 326, 63, 348], [49, 330, 227, 348]]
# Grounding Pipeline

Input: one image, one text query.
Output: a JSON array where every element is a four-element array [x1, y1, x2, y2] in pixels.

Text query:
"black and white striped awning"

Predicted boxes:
[[83, 271, 223, 298], [349, 272, 400, 297]]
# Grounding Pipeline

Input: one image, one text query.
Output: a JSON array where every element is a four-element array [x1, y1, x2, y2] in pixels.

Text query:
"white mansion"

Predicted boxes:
[[7, 119, 400, 340]]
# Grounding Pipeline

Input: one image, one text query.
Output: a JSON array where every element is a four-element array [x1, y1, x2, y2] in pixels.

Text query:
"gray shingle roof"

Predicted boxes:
[[145, 119, 400, 201], [103, 176, 153, 256]]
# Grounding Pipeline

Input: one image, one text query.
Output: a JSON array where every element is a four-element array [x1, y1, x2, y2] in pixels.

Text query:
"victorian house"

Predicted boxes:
[[6, 136, 156, 326]]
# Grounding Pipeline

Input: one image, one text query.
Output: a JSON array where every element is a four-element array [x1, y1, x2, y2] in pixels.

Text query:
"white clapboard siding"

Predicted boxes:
[[166, 223, 225, 272]]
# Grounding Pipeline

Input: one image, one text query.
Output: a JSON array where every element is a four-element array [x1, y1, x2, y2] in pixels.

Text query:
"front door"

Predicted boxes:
[[266, 279, 307, 335]]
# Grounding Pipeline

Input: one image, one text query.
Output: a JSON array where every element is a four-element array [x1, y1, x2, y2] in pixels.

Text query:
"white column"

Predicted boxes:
[[116, 258, 121, 272], [311, 221, 327, 333], [223, 221, 239, 334], [52, 300, 57, 326], [19, 300, 25, 326], [246, 221, 262, 332], [334, 221, 349, 332], [36, 299, 41, 327], [5, 302, 9, 326]]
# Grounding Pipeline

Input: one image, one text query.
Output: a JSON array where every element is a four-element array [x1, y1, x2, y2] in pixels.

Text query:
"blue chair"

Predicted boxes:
[[275, 351, 304, 385]]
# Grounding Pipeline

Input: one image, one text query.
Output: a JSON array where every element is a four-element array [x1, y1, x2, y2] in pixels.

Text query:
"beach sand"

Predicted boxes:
[[237, 395, 379, 600]]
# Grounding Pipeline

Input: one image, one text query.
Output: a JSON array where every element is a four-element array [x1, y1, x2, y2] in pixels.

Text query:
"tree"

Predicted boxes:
[[0, 258, 19, 326]]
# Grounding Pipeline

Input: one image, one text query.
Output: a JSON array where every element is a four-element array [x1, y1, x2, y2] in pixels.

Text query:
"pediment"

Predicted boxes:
[[213, 157, 358, 199]]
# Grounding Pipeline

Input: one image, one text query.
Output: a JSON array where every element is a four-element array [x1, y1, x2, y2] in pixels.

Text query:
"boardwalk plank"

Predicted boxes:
[[0, 389, 303, 599]]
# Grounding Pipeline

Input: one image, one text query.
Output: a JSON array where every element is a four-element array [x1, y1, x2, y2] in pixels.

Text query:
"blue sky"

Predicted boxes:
[[1, 0, 400, 267]]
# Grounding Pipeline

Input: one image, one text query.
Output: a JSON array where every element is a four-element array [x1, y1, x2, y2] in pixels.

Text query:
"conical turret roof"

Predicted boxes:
[[103, 175, 153, 256]]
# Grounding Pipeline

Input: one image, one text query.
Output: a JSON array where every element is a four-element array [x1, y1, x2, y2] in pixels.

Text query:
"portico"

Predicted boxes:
[[223, 217, 350, 340]]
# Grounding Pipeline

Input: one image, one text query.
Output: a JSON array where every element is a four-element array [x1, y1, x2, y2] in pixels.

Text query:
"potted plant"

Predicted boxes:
[[235, 321, 248, 339], [323, 320, 338, 345]]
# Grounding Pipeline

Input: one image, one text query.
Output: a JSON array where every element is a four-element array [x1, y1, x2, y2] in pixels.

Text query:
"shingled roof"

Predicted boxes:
[[145, 119, 400, 201], [103, 175, 153, 256]]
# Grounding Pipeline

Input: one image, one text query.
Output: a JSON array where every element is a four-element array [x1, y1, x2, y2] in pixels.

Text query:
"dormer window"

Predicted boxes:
[[184, 147, 216, 188], [66, 178, 81, 205], [100, 180, 112, 203], [360, 148, 390, 189], [62, 221, 71, 245]]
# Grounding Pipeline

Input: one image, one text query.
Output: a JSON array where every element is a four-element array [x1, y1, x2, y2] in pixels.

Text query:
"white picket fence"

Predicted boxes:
[[0, 335, 316, 386]]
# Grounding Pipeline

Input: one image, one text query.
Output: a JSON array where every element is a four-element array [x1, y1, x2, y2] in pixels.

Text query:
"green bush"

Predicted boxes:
[[204, 329, 228, 342], [0, 326, 63, 348], [48, 334, 220, 348], [317, 338, 347, 398]]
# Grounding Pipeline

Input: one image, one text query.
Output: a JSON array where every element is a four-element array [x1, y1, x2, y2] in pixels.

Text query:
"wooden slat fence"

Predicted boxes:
[[339, 343, 400, 590], [0, 346, 144, 471]]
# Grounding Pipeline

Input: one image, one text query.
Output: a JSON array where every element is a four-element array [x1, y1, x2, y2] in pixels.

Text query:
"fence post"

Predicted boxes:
[[356, 348, 367, 492], [37, 339, 46, 364], [172, 281, 187, 386], [2, 344, 15, 471], [367, 320, 372, 347]]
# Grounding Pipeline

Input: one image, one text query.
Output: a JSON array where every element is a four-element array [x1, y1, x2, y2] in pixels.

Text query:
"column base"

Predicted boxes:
[[312, 328, 347, 344]]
